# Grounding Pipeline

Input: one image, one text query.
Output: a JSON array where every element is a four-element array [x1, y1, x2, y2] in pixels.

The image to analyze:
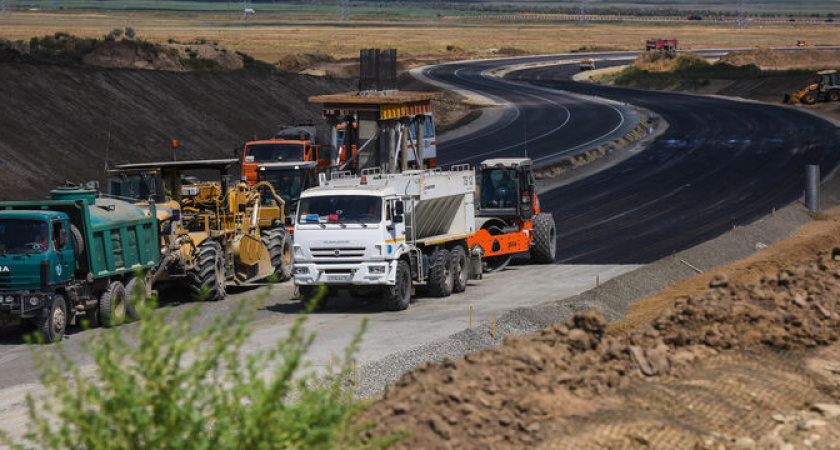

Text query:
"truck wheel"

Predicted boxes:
[[531, 213, 557, 264], [262, 228, 292, 282], [802, 92, 817, 105], [125, 276, 148, 322], [427, 249, 454, 297], [187, 240, 226, 302], [99, 281, 127, 328], [35, 295, 67, 343], [299, 285, 328, 311], [830, 90, 840, 102], [382, 260, 411, 311], [451, 245, 469, 293]]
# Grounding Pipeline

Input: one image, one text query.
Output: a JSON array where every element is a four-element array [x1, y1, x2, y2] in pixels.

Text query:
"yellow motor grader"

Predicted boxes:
[[106, 159, 292, 301]]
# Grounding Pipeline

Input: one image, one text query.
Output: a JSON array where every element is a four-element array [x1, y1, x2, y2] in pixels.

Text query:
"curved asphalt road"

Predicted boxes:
[[422, 53, 840, 264]]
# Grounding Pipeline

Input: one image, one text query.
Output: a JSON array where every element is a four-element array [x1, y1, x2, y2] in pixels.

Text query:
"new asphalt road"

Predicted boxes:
[[422, 52, 840, 264]]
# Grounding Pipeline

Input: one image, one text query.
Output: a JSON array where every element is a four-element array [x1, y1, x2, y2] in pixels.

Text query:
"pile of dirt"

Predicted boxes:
[[84, 39, 183, 71], [0, 62, 353, 200], [362, 244, 840, 448], [720, 47, 840, 71]]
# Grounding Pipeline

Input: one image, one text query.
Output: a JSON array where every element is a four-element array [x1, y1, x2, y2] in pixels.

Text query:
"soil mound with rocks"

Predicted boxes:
[[362, 246, 840, 448], [720, 47, 840, 71]]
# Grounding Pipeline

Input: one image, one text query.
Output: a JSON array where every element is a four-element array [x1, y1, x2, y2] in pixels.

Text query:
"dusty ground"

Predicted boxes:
[[360, 205, 840, 448], [2, 9, 838, 63]]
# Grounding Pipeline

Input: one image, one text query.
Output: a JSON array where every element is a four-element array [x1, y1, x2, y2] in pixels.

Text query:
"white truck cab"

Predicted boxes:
[[293, 167, 480, 310]]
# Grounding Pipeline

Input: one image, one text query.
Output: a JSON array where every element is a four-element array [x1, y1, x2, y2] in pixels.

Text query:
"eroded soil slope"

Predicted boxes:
[[0, 63, 352, 200]]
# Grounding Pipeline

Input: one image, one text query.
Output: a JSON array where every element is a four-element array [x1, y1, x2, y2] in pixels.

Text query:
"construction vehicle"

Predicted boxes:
[[579, 59, 596, 71], [107, 159, 292, 301], [293, 167, 481, 311], [784, 70, 840, 105], [645, 38, 678, 52], [467, 158, 556, 272], [255, 161, 321, 233], [0, 185, 159, 342]]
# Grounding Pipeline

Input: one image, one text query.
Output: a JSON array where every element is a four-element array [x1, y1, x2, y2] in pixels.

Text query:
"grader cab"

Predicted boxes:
[[107, 159, 292, 301], [467, 158, 557, 272]]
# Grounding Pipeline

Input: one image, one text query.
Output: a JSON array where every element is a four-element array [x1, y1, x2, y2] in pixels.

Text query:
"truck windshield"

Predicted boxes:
[[245, 144, 305, 163], [0, 219, 51, 254], [108, 173, 161, 202], [481, 168, 518, 208], [259, 170, 306, 205], [298, 196, 382, 224]]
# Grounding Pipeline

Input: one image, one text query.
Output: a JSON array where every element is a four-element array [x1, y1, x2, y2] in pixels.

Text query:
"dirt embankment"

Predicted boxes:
[[362, 208, 840, 448], [0, 62, 353, 200]]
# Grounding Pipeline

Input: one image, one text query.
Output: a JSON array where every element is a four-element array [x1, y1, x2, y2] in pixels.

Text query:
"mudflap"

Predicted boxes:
[[232, 234, 274, 283]]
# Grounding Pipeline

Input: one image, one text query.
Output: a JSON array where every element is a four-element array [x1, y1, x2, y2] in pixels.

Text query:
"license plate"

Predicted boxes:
[[327, 274, 351, 282]]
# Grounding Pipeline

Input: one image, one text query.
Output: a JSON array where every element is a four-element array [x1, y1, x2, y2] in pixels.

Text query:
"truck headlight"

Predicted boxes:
[[294, 267, 309, 275], [28, 296, 40, 306], [293, 246, 304, 258], [4, 296, 14, 303], [369, 266, 386, 275]]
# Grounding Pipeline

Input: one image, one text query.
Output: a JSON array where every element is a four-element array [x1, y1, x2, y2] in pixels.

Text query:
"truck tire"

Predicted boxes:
[[802, 92, 817, 105], [36, 295, 67, 343], [125, 276, 148, 322], [187, 240, 226, 302], [426, 248, 454, 297], [70, 224, 84, 271], [531, 213, 557, 264], [299, 285, 328, 311], [382, 260, 411, 311], [830, 90, 840, 102], [262, 228, 292, 282], [451, 245, 468, 293], [99, 281, 127, 328]]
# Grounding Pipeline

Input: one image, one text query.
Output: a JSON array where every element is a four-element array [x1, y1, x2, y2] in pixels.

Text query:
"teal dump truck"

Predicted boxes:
[[0, 186, 159, 342]]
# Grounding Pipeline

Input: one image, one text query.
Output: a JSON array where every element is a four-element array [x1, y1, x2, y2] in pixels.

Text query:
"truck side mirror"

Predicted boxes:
[[59, 228, 69, 249], [395, 200, 404, 215]]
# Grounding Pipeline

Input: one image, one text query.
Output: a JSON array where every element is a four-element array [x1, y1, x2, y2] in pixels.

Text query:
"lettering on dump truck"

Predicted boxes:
[[0, 266, 8, 273]]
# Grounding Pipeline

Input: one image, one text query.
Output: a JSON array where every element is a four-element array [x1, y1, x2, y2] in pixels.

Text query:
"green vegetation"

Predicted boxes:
[[604, 51, 816, 89], [0, 287, 398, 449], [28, 32, 97, 64]]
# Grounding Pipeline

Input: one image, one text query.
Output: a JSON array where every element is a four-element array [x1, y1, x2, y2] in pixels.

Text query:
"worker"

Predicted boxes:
[[489, 170, 516, 207], [277, 174, 300, 203]]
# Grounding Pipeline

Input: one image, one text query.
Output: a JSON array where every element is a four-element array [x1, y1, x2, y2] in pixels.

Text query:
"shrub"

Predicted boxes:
[[0, 286, 396, 449], [109, 28, 123, 39], [124, 27, 136, 39]]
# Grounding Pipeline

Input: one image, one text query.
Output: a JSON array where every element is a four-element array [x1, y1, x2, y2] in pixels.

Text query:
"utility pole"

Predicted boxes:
[[578, 0, 587, 24], [339, 0, 350, 21], [737, 0, 747, 27], [0, 0, 9, 17]]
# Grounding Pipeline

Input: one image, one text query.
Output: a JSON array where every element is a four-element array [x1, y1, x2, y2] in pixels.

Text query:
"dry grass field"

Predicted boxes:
[[1, 9, 838, 65]]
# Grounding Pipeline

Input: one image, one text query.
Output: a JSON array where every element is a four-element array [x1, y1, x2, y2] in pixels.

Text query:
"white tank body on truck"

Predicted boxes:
[[293, 166, 481, 311]]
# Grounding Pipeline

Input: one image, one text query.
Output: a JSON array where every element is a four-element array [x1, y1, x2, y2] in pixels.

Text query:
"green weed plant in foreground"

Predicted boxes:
[[0, 285, 400, 449]]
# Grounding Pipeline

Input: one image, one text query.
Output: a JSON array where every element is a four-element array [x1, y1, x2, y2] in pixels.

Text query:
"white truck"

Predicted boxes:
[[292, 166, 480, 311]]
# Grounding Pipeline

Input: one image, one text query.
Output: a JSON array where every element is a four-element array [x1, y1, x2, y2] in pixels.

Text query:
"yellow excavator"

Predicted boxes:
[[785, 70, 840, 105]]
